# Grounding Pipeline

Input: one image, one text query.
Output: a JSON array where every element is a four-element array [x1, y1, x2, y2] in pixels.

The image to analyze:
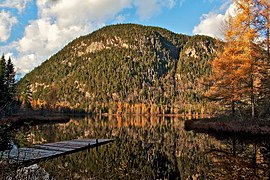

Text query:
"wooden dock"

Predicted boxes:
[[0, 139, 114, 166]]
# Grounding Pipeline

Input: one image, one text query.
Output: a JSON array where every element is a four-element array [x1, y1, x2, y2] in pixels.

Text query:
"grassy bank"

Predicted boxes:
[[0, 111, 70, 126], [184, 116, 270, 137]]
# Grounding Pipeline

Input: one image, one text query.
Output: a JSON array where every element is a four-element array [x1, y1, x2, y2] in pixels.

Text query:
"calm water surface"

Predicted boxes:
[[2, 116, 270, 179]]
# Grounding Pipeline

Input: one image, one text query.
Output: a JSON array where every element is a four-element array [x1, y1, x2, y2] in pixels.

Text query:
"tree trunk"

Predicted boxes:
[[250, 72, 255, 120], [266, 3, 270, 63], [267, 27, 270, 63], [232, 138, 237, 157], [251, 78, 255, 119], [232, 100, 236, 116]]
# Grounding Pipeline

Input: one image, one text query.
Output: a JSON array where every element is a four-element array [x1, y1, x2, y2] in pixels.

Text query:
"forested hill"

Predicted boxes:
[[18, 24, 217, 114]]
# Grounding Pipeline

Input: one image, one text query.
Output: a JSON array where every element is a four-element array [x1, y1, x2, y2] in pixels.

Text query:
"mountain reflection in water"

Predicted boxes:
[[1, 116, 270, 179]]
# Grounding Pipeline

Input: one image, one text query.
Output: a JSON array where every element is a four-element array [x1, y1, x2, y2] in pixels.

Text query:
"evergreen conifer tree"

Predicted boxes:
[[6, 57, 16, 101], [0, 55, 16, 107], [0, 55, 7, 106]]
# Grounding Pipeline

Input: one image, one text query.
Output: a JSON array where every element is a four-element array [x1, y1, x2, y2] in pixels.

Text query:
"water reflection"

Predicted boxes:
[[1, 116, 270, 179], [201, 135, 270, 179]]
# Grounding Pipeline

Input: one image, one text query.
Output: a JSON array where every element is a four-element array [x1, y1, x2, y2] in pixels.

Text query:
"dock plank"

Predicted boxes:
[[34, 144, 75, 151], [41, 143, 87, 149], [0, 138, 114, 166], [32, 145, 71, 152]]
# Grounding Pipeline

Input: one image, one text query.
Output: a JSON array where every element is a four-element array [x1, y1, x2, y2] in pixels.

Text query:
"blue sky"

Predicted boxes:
[[0, 0, 232, 76]]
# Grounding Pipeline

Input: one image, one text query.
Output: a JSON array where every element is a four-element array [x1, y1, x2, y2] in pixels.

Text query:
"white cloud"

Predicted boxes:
[[134, 0, 160, 19], [13, 0, 133, 75], [0, 11, 18, 42], [0, 41, 18, 54], [45, 0, 132, 28], [180, 0, 223, 7], [16, 54, 38, 74], [134, 0, 177, 19], [19, 19, 61, 55], [193, 13, 225, 38], [0, 0, 31, 13], [4, 53, 13, 60], [2, 0, 178, 76], [193, 2, 237, 39]]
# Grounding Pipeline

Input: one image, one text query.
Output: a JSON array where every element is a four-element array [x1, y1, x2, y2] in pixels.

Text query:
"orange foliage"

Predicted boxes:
[[207, 0, 267, 116]]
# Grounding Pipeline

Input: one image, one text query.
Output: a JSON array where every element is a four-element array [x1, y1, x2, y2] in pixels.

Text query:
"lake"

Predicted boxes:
[[1, 115, 270, 179]]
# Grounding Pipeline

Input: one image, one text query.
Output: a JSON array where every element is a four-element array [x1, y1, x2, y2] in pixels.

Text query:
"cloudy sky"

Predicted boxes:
[[0, 0, 233, 77]]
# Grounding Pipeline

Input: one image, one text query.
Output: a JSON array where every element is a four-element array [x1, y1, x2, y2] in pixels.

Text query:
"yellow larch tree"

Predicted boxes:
[[255, 0, 270, 109], [256, 0, 270, 61], [206, 16, 247, 114], [207, 0, 265, 118]]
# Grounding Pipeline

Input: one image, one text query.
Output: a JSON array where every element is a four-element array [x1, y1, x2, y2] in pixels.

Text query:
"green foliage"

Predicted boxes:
[[175, 35, 217, 110], [18, 24, 217, 112], [0, 55, 16, 107], [19, 79, 32, 109]]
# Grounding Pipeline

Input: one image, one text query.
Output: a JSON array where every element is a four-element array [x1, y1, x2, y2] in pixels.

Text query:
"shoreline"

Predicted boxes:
[[0, 114, 70, 127], [184, 117, 270, 137]]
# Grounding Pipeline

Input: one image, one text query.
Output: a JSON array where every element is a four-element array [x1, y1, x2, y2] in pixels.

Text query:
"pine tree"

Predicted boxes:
[[5, 57, 15, 101], [0, 55, 16, 107], [0, 55, 7, 106]]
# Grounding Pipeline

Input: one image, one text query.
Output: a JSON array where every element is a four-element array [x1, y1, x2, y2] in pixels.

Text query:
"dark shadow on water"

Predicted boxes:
[[190, 129, 270, 179], [0, 125, 16, 151]]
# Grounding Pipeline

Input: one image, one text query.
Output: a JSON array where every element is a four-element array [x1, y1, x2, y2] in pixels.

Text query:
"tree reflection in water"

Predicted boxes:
[[2, 116, 270, 179], [202, 134, 270, 179]]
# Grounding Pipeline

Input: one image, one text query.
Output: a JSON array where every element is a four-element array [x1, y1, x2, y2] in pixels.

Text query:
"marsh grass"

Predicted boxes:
[[185, 116, 270, 137]]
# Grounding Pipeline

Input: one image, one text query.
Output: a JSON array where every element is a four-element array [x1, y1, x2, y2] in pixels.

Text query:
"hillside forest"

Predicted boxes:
[[2, 0, 269, 119], [17, 25, 216, 116]]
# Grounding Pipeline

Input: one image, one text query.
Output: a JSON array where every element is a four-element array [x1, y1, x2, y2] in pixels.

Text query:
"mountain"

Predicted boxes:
[[18, 24, 218, 114]]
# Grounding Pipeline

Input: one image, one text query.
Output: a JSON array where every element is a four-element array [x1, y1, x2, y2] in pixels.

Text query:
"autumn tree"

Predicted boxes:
[[207, 0, 265, 118], [252, 0, 270, 116], [256, 0, 270, 61], [236, 0, 262, 118], [206, 17, 244, 114]]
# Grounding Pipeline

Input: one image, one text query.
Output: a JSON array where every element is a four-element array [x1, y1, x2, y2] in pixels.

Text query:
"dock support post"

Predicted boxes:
[[96, 139, 98, 151]]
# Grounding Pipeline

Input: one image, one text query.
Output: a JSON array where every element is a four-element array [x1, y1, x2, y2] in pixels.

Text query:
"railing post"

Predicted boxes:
[[96, 139, 98, 151]]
